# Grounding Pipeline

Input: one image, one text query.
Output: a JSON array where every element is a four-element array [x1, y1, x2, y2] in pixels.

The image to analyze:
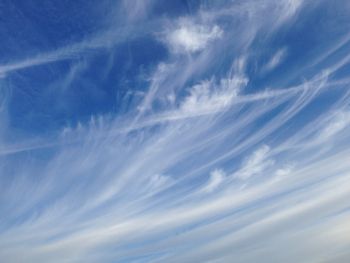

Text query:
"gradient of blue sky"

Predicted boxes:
[[1, 0, 350, 262]]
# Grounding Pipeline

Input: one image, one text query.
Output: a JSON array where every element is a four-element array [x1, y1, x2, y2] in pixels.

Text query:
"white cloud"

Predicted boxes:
[[201, 169, 225, 193], [236, 145, 274, 180], [165, 19, 223, 53], [179, 75, 247, 115], [262, 47, 287, 73], [318, 111, 350, 141], [275, 165, 293, 177], [147, 174, 173, 192]]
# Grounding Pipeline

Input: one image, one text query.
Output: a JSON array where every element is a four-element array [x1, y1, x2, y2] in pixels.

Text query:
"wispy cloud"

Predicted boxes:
[[1, 1, 350, 262], [164, 18, 223, 54], [201, 169, 226, 193], [235, 145, 274, 180], [261, 47, 288, 74]]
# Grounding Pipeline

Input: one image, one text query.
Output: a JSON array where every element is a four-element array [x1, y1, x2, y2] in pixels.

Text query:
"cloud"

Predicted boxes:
[[318, 111, 350, 141], [235, 145, 274, 180], [1, 1, 350, 262], [179, 76, 245, 114], [164, 18, 223, 53], [261, 47, 287, 73], [201, 169, 225, 193]]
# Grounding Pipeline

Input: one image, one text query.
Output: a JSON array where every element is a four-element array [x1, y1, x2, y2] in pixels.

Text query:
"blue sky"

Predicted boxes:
[[1, 0, 350, 262]]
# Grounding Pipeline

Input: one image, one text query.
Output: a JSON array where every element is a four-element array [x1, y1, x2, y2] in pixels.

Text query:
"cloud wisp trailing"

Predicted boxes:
[[1, 1, 350, 262]]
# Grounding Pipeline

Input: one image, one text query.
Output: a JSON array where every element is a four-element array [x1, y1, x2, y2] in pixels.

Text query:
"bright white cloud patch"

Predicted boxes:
[[201, 169, 225, 193], [165, 19, 223, 53], [262, 47, 287, 73], [318, 111, 350, 141], [236, 145, 274, 180], [179, 73, 248, 116]]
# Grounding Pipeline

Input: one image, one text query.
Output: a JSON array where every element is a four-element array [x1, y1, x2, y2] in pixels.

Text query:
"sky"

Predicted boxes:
[[1, 0, 350, 262]]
